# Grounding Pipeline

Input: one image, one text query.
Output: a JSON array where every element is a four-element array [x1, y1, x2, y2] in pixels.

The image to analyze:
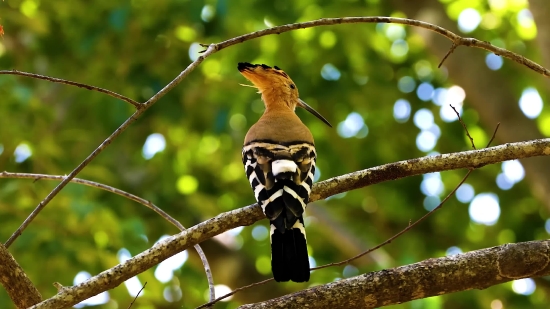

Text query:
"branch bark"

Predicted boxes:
[[0, 243, 42, 308], [28, 138, 550, 309], [238, 240, 550, 309]]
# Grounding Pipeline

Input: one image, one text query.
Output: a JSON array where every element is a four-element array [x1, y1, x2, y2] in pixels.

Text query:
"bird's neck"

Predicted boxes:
[[261, 91, 295, 112]]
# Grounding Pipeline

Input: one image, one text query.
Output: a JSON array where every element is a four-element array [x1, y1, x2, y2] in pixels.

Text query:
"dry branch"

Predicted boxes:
[[238, 240, 550, 309], [0, 70, 141, 107], [0, 243, 42, 308], [0, 172, 216, 303], [28, 138, 550, 309]]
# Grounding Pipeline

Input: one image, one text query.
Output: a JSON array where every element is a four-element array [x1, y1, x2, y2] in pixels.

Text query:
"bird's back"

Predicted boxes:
[[244, 110, 314, 146], [242, 110, 316, 282]]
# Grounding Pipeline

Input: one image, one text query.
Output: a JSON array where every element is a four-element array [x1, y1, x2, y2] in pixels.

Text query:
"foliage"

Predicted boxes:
[[0, 0, 548, 308]]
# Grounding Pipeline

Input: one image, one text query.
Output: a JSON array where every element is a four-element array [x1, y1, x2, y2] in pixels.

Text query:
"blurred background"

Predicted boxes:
[[1, 0, 549, 308]]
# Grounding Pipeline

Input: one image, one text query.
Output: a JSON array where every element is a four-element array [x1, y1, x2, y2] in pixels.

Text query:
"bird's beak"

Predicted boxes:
[[298, 99, 332, 127]]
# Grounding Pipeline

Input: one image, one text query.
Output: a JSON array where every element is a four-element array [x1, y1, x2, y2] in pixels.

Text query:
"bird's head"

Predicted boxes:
[[238, 62, 331, 127]]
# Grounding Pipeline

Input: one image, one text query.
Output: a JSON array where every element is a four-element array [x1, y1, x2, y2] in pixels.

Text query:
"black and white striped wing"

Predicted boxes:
[[241, 141, 316, 227], [242, 141, 316, 283]]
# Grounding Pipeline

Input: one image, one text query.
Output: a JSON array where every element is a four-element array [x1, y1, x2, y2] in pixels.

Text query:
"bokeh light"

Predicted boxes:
[[321, 63, 341, 81], [458, 8, 482, 33], [456, 183, 475, 203], [337, 112, 367, 138], [417, 82, 434, 101], [14, 143, 32, 163], [416, 130, 437, 152], [413, 109, 434, 130], [398, 76, 416, 93], [512, 278, 536, 295], [519, 87, 543, 119], [469, 193, 500, 225], [486, 53, 503, 70], [142, 133, 166, 160], [446, 246, 463, 256], [393, 99, 411, 123]]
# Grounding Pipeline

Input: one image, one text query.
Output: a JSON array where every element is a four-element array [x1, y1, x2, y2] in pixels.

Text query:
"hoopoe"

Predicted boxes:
[[238, 62, 331, 282]]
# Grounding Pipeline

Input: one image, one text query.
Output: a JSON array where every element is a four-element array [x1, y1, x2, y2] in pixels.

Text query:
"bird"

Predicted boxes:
[[238, 62, 331, 282]]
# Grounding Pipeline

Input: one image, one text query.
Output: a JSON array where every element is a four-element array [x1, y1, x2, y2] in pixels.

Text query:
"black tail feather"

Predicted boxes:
[[271, 223, 310, 282]]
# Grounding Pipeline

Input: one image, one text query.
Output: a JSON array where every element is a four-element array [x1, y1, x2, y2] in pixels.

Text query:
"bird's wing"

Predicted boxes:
[[242, 141, 316, 225]]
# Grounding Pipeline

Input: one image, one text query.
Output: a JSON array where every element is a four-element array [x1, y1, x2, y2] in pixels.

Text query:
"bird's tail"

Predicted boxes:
[[270, 219, 310, 282]]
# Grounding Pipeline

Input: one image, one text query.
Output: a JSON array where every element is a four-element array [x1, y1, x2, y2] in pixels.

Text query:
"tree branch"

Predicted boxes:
[[0, 70, 141, 108], [210, 17, 550, 77], [310, 138, 550, 202], [28, 138, 550, 309], [0, 172, 216, 303], [3, 45, 217, 248], [0, 243, 42, 308], [238, 240, 550, 309]]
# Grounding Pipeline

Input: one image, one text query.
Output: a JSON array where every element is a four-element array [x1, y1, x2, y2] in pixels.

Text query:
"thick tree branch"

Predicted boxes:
[[238, 240, 550, 309], [310, 138, 550, 202], [29, 138, 550, 309], [0, 243, 42, 308]]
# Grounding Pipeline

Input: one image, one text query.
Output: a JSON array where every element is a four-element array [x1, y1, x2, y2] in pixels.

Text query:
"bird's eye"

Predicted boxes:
[[289, 84, 295, 89]]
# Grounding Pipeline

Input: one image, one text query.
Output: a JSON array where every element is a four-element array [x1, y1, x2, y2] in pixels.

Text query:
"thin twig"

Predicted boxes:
[[486, 122, 501, 147], [312, 169, 473, 271], [0, 173, 184, 235], [439, 42, 459, 68], [4, 44, 217, 248], [450, 104, 476, 150], [0, 172, 216, 303], [126, 282, 146, 309], [0, 70, 142, 108], [195, 279, 273, 309]]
